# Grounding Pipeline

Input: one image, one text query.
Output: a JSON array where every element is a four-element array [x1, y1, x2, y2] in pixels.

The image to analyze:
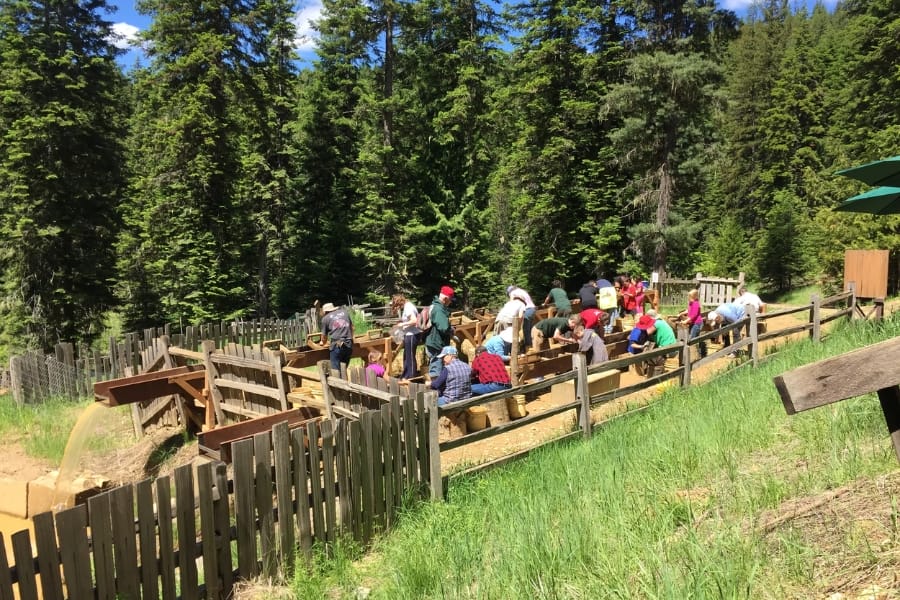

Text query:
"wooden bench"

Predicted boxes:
[[774, 336, 900, 463]]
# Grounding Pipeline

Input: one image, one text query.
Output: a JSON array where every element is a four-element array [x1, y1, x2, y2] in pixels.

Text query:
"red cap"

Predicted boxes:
[[440, 285, 455, 298], [635, 314, 656, 330]]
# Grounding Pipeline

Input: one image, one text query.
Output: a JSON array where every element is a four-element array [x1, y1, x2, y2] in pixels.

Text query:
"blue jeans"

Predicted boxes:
[[689, 322, 707, 357], [523, 307, 536, 347], [471, 382, 511, 396], [402, 334, 418, 379], [330, 343, 352, 371], [722, 319, 741, 348], [604, 307, 619, 333], [426, 348, 444, 377]]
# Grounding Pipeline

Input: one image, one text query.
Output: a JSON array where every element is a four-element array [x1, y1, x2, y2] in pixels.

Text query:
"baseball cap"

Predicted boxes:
[[440, 285, 455, 298], [635, 314, 656, 330], [437, 345, 457, 358]]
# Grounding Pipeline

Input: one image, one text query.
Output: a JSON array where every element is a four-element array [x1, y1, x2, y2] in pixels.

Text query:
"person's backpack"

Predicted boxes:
[[416, 305, 432, 337]]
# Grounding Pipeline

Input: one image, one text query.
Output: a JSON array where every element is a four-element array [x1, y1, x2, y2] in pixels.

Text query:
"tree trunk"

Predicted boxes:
[[654, 161, 673, 276]]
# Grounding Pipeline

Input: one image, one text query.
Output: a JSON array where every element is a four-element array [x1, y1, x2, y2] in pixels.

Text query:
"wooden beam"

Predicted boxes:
[[93, 365, 205, 406], [773, 337, 900, 414]]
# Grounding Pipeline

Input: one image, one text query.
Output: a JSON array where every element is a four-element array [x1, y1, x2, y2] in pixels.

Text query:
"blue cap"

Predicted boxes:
[[437, 346, 457, 358]]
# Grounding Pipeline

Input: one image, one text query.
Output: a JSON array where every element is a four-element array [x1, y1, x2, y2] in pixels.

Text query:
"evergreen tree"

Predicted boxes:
[[0, 0, 127, 354]]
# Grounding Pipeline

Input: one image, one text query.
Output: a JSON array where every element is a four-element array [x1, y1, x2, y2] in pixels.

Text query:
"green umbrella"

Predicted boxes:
[[836, 155, 900, 186], [836, 186, 900, 215]]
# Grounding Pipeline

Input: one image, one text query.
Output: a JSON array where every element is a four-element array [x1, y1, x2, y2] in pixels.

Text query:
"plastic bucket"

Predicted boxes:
[[466, 406, 489, 431], [506, 395, 527, 419]]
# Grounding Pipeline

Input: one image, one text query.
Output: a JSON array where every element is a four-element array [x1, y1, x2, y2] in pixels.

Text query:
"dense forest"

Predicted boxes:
[[0, 0, 898, 357]]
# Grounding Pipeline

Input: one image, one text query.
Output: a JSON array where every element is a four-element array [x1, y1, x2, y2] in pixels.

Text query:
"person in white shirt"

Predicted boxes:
[[494, 296, 525, 334], [735, 286, 765, 313]]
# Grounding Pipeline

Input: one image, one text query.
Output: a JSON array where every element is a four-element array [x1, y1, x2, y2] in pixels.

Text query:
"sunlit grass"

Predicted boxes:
[[288, 314, 900, 598]]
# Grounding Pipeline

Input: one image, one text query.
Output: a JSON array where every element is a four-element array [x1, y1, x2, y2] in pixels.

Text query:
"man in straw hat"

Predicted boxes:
[[320, 302, 354, 370]]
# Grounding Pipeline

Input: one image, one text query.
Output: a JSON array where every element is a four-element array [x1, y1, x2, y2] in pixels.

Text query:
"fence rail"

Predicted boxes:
[[1, 391, 438, 600]]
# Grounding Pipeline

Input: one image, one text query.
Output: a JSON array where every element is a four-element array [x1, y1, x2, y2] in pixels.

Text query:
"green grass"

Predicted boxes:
[[288, 315, 900, 599], [768, 285, 822, 306], [0, 394, 127, 463]]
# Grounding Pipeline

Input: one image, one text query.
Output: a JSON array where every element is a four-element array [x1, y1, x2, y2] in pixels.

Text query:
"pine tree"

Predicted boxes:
[[0, 0, 127, 354]]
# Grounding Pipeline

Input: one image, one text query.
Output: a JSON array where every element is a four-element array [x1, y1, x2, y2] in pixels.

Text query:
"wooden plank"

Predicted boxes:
[[197, 462, 221, 599], [360, 412, 375, 543], [0, 533, 14, 600], [321, 419, 338, 543], [371, 413, 384, 531], [773, 337, 900, 414], [402, 398, 416, 488], [135, 480, 159, 600], [11, 530, 37, 600], [202, 341, 227, 428], [317, 362, 336, 422], [211, 353, 277, 372], [93, 365, 204, 405], [232, 438, 257, 578], [381, 407, 394, 527], [348, 419, 363, 542], [307, 420, 326, 543], [390, 397, 403, 507], [253, 432, 276, 578], [416, 393, 428, 484], [174, 465, 199, 600], [334, 419, 352, 536], [426, 392, 442, 501], [197, 408, 317, 457], [89, 492, 116, 600], [110, 485, 140, 599], [32, 511, 63, 600], [213, 462, 234, 594], [290, 427, 313, 559], [54, 506, 92, 600], [155, 477, 176, 600], [272, 422, 295, 570]]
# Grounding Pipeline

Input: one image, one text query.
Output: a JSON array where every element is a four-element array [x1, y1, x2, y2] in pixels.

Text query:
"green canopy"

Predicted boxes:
[[835, 186, 900, 215], [836, 155, 900, 187]]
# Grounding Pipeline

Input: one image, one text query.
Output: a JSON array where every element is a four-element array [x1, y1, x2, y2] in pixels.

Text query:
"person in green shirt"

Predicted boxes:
[[634, 314, 678, 376], [542, 279, 572, 317], [531, 314, 581, 352]]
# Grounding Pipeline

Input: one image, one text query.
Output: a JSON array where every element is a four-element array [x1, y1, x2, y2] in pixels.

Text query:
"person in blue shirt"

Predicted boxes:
[[708, 302, 747, 357], [484, 327, 513, 362]]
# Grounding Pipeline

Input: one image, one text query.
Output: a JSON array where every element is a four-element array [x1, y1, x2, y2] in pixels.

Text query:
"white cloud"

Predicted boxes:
[[293, 0, 322, 51], [109, 22, 140, 50]]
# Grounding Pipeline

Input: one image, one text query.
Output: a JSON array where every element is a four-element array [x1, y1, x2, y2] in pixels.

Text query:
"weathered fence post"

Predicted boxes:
[[316, 360, 336, 421], [810, 294, 821, 343], [510, 316, 521, 386], [572, 353, 591, 438], [679, 328, 692, 388], [848, 281, 857, 318], [201, 340, 226, 426], [749, 310, 759, 367], [426, 391, 443, 500]]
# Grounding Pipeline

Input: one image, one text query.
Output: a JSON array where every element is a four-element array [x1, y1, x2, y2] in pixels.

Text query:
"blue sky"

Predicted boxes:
[[108, 0, 839, 65]]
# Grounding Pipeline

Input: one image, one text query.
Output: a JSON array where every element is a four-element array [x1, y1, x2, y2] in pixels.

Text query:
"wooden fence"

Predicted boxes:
[[7, 317, 309, 406], [0, 391, 438, 600], [656, 272, 745, 307]]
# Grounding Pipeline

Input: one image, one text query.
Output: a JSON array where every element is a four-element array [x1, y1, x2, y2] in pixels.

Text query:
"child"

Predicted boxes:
[[366, 349, 387, 383], [678, 288, 707, 358]]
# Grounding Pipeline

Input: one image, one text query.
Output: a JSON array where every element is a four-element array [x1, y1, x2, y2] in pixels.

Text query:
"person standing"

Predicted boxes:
[[596, 278, 618, 333], [678, 288, 707, 358], [320, 303, 354, 371], [578, 280, 599, 309], [392, 293, 419, 380], [429, 346, 472, 406], [542, 279, 572, 318], [735, 286, 765, 313], [531, 314, 580, 352], [494, 295, 525, 334], [424, 286, 455, 377], [507, 285, 537, 348], [573, 325, 608, 366], [470, 346, 512, 395]]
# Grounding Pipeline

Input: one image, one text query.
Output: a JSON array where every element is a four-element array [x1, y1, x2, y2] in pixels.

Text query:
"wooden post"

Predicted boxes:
[[878, 386, 900, 464], [316, 360, 336, 422], [810, 294, 821, 343], [749, 310, 759, 367], [848, 281, 857, 319], [201, 340, 226, 427], [874, 297, 885, 321], [510, 316, 521, 386], [572, 353, 591, 438], [678, 328, 692, 388], [426, 391, 443, 500]]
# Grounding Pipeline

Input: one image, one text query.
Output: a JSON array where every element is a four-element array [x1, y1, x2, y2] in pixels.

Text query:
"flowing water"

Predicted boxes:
[[50, 402, 111, 511]]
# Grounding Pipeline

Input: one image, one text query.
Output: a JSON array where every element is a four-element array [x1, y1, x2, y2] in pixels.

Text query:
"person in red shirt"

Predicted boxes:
[[470, 346, 511, 395], [579, 307, 606, 333]]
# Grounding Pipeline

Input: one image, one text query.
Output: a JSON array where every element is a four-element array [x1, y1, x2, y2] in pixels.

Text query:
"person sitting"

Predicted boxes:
[[484, 327, 513, 362], [633, 314, 677, 376], [573, 325, 608, 366], [542, 279, 572, 318], [530, 314, 581, 353], [708, 302, 747, 357], [627, 326, 648, 354], [429, 346, 472, 406], [470, 346, 512, 395]]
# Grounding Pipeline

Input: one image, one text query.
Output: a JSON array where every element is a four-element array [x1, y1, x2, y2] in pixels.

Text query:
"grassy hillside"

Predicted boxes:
[[288, 315, 900, 599]]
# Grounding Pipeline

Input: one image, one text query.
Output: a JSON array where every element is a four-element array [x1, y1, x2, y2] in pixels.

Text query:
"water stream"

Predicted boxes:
[[50, 402, 111, 511]]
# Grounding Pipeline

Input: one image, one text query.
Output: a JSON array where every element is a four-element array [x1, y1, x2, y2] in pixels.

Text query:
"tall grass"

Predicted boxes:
[[294, 315, 900, 599]]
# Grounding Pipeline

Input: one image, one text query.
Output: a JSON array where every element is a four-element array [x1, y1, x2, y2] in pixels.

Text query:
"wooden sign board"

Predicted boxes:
[[844, 249, 888, 299]]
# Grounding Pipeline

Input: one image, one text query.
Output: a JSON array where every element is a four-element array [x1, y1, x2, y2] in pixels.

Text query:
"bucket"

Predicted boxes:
[[466, 406, 489, 431], [506, 395, 527, 419]]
